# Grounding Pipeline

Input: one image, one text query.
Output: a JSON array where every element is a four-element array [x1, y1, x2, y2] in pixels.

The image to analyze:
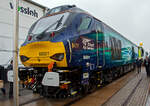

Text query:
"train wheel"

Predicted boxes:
[[121, 66, 124, 76], [99, 71, 105, 86], [89, 76, 97, 93], [81, 84, 89, 95], [108, 69, 113, 83], [58, 91, 68, 99]]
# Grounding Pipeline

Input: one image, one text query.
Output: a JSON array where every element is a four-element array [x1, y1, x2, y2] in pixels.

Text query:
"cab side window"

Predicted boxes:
[[78, 17, 92, 31]]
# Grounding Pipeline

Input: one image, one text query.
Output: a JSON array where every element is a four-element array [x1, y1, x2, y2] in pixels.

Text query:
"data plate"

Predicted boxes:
[[39, 52, 49, 56]]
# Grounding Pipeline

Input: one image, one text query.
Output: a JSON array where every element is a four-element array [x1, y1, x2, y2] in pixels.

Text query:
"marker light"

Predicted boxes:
[[28, 35, 32, 41], [50, 32, 55, 37]]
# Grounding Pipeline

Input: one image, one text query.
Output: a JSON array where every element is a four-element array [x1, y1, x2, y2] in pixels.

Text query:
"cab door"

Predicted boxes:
[[95, 21, 104, 68], [77, 14, 97, 71]]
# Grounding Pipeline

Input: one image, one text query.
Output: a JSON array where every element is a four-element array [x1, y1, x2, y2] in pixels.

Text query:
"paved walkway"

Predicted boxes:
[[103, 68, 150, 106], [0, 68, 150, 106]]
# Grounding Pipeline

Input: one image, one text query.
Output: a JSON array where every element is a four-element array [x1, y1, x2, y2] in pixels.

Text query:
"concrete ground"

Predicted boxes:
[[103, 67, 150, 106], [0, 67, 149, 106]]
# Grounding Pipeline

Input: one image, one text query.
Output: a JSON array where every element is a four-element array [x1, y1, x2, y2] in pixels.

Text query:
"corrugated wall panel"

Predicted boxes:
[[0, 0, 46, 65]]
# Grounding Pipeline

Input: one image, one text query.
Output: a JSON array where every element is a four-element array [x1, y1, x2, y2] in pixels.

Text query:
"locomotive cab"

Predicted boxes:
[[20, 7, 75, 67]]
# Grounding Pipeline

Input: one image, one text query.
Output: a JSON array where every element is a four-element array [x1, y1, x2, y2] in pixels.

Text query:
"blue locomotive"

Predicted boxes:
[[19, 5, 144, 97]]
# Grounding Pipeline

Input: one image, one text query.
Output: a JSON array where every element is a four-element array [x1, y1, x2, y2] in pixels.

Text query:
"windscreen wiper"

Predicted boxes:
[[55, 15, 64, 30], [36, 20, 60, 39], [36, 15, 65, 39], [42, 15, 65, 33]]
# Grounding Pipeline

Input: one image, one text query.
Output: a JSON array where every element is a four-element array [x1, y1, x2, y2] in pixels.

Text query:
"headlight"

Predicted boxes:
[[20, 55, 29, 62], [50, 53, 64, 61]]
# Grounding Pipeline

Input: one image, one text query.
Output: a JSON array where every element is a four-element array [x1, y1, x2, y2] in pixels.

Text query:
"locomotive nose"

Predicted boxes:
[[19, 41, 67, 67]]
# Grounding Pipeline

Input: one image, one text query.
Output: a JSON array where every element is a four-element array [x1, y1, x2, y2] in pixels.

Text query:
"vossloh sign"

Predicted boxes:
[[9, 2, 38, 18]]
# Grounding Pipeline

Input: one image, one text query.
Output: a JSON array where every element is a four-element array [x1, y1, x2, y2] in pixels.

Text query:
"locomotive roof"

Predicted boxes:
[[45, 5, 91, 16], [93, 16, 138, 47], [102, 22, 138, 47], [45, 5, 138, 47]]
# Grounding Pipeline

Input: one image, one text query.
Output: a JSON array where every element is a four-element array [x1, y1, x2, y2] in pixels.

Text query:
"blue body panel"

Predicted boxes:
[[21, 7, 139, 85]]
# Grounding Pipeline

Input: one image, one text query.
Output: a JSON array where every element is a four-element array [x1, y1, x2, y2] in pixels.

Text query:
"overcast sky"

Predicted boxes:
[[33, 0, 150, 51]]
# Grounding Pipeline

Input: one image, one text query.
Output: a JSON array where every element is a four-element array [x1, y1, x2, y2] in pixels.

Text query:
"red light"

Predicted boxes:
[[28, 35, 32, 41], [50, 32, 55, 37]]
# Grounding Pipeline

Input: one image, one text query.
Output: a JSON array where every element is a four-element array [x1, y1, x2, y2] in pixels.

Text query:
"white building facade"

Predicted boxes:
[[0, 0, 49, 65]]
